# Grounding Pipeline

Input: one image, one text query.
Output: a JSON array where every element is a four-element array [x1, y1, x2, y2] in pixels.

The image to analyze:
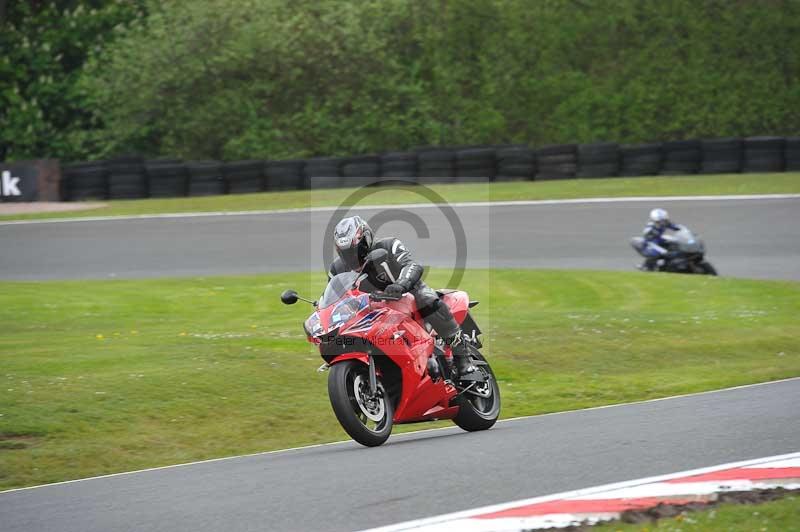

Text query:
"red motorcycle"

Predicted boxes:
[[280, 249, 500, 446]]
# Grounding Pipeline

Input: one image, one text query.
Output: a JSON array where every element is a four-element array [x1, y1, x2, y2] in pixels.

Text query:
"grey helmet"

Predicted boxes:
[[333, 216, 374, 270]]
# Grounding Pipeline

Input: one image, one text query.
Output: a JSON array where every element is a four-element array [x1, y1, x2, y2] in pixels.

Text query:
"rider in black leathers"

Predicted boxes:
[[328, 216, 480, 381]]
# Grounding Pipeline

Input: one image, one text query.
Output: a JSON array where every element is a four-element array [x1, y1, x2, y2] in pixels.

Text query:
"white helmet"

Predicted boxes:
[[649, 208, 669, 225]]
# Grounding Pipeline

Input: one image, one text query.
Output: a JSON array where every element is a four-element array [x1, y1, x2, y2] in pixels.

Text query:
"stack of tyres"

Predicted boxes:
[[454, 147, 495, 183], [304, 157, 343, 189], [743, 136, 785, 173], [380, 152, 418, 184], [341, 155, 380, 187], [495, 146, 535, 181], [700, 138, 742, 174], [62, 162, 108, 201], [620, 143, 662, 176], [535, 144, 577, 180], [145, 159, 187, 198], [224, 160, 265, 194], [785, 137, 800, 171], [577, 142, 620, 178], [187, 160, 226, 196], [417, 148, 456, 183], [107, 156, 147, 199], [660, 140, 701, 175], [265, 160, 305, 190]]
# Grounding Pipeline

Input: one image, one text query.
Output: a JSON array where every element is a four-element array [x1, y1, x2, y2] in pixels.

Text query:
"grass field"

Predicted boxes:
[[594, 491, 800, 531], [1, 269, 798, 490], [1, 172, 799, 221]]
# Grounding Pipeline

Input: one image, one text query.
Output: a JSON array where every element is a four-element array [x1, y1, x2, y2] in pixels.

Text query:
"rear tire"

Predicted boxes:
[[453, 347, 501, 432], [328, 360, 393, 447], [699, 261, 718, 276]]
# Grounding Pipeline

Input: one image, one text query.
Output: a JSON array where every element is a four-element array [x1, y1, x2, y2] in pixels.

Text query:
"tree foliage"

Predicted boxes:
[[4, 0, 800, 162], [0, 0, 146, 161]]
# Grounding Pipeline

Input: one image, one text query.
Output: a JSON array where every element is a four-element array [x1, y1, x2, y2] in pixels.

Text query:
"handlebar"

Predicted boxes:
[[370, 291, 402, 302]]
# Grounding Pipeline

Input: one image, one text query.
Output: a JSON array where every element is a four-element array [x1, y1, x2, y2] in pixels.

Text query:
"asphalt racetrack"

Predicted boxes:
[[1, 379, 798, 532], [1, 195, 798, 532], [0, 196, 798, 281]]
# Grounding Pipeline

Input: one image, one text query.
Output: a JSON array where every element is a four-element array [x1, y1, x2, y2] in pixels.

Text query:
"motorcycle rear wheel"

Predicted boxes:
[[453, 347, 501, 432], [699, 261, 718, 276], [328, 360, 394, 447]]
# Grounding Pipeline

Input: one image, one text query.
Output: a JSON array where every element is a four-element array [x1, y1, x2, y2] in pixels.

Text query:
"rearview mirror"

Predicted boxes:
[[280, 290, 299, 305]]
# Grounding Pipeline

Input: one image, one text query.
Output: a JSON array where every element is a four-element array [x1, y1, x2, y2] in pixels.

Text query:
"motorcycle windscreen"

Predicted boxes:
[[672, 227, 704, 254], [320, 271, 360, 308]]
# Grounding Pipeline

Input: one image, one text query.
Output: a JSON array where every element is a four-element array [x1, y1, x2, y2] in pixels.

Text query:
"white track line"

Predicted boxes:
[[1, 376, 798, 496], [362, 451, 800, 532], [1, 194, 798, 226]]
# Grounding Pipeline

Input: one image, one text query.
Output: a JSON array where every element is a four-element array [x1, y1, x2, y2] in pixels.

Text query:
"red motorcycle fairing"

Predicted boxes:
[[313, 290, 465, 423], [440, 291, 470, 325], [328, 352, 370, 365]]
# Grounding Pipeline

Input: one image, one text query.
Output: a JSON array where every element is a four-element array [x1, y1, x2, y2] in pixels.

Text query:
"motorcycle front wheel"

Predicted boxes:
[[453, 347, 501, 432], [328, 360, 393, 447]]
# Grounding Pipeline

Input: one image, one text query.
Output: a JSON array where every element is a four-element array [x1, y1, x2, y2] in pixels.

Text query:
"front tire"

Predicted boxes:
[[453, 347, 501, 432], [328, 360, 393, 447]]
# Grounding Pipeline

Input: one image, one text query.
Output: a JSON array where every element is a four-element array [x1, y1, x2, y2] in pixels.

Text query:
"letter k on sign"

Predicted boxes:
[[2, 170, 21, 196]]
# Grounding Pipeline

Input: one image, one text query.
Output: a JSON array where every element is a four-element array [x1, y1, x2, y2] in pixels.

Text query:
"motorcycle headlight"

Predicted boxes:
[[304, 312, 323, 337]]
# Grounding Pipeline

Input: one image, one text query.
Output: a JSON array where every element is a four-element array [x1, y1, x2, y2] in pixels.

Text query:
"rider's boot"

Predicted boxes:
[[639, 257, 658, 271], [448, 330, 484, 382], [420, 294, 484, 383]]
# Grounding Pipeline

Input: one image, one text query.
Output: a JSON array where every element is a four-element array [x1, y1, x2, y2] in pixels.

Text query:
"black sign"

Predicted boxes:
[[0, 163, 38, 202]]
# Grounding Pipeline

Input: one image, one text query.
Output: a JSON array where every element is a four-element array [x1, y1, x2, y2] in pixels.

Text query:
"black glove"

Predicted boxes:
[[384, 283, 406, 297]]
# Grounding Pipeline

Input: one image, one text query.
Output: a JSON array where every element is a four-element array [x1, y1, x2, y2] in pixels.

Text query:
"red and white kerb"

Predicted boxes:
[[366, 452, 800, 532]]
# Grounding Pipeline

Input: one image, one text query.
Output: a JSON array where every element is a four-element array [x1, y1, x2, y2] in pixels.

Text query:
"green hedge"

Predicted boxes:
[[4, 1, 800, 163]]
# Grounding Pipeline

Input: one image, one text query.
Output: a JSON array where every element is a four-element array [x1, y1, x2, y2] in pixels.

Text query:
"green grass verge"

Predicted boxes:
[[1, 269, 799, 490], [2, 172, 799, 221], [593, 492, 800, 531]]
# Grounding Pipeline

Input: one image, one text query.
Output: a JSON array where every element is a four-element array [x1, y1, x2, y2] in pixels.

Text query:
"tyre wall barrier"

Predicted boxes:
[[146, 159, 187, 198], [42, 136, 800, 201], [660, 140, 701, 175], [620, 143, 661, 176], [417, 147, 456, 184], [577, 142, 620, 178], [700, 138, 741, 174], [743, 136, 784, 173], [786, 137, 800, 171], [536, 143, 577, 180], [187, 160, 225, 197]]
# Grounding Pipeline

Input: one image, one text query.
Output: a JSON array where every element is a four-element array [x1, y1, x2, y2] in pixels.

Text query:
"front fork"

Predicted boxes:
[[319, 353, 379, 395], [368, 354, 378, 395]]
